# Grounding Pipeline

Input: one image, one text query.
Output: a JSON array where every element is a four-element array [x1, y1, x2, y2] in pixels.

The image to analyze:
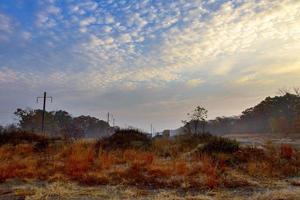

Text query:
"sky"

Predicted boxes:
[[0, 0, 300, 131]]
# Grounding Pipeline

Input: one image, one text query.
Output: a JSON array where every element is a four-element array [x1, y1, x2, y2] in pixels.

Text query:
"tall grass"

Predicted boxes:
[[0, 131, 299, 189]]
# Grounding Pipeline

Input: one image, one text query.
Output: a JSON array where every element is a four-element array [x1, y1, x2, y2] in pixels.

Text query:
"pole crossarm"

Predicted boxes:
[[36, 96, 53, 103]]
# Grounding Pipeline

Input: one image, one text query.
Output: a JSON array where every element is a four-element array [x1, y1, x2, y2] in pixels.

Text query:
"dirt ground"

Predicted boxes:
[[0, 178, 300, 200]]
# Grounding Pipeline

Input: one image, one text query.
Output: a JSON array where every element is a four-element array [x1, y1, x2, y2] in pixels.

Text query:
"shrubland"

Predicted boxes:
[[0, 129, 299, 191]]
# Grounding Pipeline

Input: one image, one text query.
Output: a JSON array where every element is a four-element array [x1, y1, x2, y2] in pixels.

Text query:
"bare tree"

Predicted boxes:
[[277, 87, 300, 96], [277, 87, 290, 96], [186, 106, 208, 134], [293, 87, 300, 96]]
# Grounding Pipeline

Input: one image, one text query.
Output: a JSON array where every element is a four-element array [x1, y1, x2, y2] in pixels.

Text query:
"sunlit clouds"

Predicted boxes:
[[0, 0, 300, 130]]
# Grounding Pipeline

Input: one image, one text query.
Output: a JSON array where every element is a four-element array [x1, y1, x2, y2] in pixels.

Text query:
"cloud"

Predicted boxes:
[[1, 0, 300, 129], [21, 31, 32, 41], [0, 12, 13, 40], [80, 17, 96, 27], [186, 79, 205, 88], [35, 2, 62, 28]]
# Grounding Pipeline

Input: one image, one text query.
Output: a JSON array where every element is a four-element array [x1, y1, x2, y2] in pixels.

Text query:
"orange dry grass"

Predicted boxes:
[[98, 151, 120, 170], [199, 155, 219, 188], [0, 139, 299, 189], [123, 149, 154, 166], [280, 144, 295, 160], [65, 142, 95, 177], [173, 160, 189, 175]]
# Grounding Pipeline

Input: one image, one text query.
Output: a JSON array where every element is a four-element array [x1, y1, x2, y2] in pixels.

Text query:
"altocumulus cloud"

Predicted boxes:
[[0, 0, 300, 130]]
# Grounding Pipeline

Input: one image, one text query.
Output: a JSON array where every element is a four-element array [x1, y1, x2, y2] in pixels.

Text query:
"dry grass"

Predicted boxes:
[[0, 138, 299, 191]]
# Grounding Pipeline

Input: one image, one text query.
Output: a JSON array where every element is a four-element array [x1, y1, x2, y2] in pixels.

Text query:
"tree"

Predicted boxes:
[[184, 106, 208, 134], [14, 108, 110, 138]]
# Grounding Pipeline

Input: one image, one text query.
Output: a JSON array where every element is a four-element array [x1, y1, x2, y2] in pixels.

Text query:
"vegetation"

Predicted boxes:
[[0, 130, 47, 146], [200, 136, 239, 154], [99, 128, 151, 150], [182, 106, 208, 134], [196, 92, 300, 135], [0, 92, 300, 199], [0, 130, 299, 191], [14, 109, 110, 138]]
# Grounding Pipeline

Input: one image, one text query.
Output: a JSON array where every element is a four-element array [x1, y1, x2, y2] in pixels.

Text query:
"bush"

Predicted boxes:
[[174, 132, 213, 152], [0, 130, 47, 146], [280, 144, 295, 160], [200, 137, 239, 154], [99, 128, 151, 150]]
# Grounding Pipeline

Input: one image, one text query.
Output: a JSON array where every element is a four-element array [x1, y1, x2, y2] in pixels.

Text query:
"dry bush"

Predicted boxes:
[[14, 143, 35, 155], [123, 149, 154, 166], [198, 155, 219, 188], [65, 141, 95, 178], [0, 144, 43, 182], [280, 144, 295, 160], [98, 151, 120, 170], [173, 159, 189, 176], [233, 147, 266, 163], [152, 137, 175, 157], [0, 133, 299, 191], [0, 144, 14, 159], [0, 161, 23, 182], [146, 163, 172, 178]]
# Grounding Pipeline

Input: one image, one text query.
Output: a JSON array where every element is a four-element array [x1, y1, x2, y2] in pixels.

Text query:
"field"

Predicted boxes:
[[0, 131, 300, 199]]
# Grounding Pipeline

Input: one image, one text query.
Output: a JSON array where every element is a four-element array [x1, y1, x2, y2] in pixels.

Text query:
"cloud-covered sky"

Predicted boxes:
[[0, 0, 300, 131]]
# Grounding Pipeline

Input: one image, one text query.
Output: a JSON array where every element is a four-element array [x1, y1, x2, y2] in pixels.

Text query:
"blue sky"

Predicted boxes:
[[0, 0, 300, 131]]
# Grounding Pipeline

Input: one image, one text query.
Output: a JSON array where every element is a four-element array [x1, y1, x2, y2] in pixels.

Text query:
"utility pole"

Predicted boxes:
[[107, 112, 110, 125], [36, 92, 52, 135], [151, 124, 153, 135]]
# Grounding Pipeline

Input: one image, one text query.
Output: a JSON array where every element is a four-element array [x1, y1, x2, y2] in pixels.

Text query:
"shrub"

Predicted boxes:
[[0, 130, 47, 146], [152, 137, 174, 157], [98, 151, 119, 170], [280, 144, 295, 160], [100, 129, 151, 150], [174, 132, 213, 152], [233, 147, 266, 163], [200, 137, 239, 154], [199, 155, 219, 188], [65, 141, 95, 177]]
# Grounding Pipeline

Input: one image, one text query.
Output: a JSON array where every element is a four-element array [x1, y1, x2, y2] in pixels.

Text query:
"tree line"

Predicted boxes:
[[2, 109, 110, 138], [183, 91, 300, 135]]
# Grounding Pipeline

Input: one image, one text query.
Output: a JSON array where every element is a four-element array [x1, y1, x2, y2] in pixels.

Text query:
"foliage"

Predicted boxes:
[[174, 132, 213, 151], [99, 128, 151, 150], [183, 106, 208, 134], [203, 92, 300, 134], [0, 130, 47, 146], [200, 136, 240, 154], [14, 108, 110, 138]]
